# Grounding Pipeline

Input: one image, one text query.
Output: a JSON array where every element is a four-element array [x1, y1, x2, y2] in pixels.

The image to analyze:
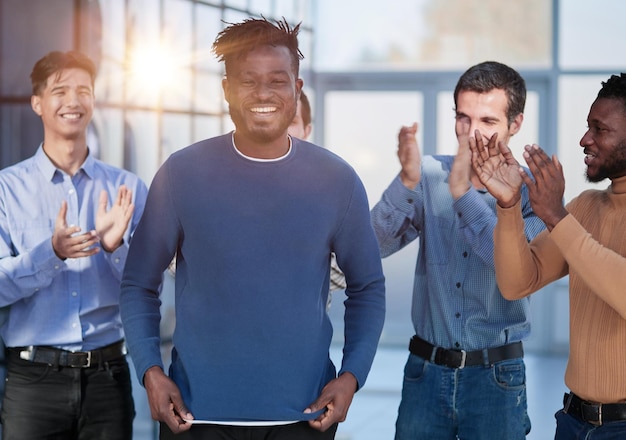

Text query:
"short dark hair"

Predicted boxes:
[[597, 73, 626, 116], [212, 17, 303, 77], [454, 61, 526, 126], [299, 90, 311, 126], [30, 50, 97, 96]]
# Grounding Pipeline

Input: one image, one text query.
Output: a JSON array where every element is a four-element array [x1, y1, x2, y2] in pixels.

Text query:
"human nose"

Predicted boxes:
[[252, 81, 273, 98], [63, 89, 80, 106], [579, 129, 592, 147]]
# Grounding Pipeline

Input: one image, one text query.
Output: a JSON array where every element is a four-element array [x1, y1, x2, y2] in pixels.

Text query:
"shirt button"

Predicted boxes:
[[462, 252, 468, 258], [71, 291, 78, 297], [407, 198, 414, 204], [72, 323, 78, 329], [455, 342, 460, 348], [68, 189, 75, 195], [456, 282, 461, 288], [114, 257, 121, 264], [455, 312, 461, 318]]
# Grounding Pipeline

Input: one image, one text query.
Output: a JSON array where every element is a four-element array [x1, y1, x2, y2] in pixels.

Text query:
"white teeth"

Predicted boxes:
[[62, 113, 81, 120], [250, 107, 276, 113]]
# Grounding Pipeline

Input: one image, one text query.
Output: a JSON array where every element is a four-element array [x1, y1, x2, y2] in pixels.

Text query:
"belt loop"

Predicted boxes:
[[564, 392, 573, 413], [429, 346, 438, 364], [482, 348, 490, 367]]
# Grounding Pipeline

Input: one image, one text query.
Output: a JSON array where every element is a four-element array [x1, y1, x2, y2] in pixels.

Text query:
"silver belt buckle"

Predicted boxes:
[[19, 346, 35, 361], [590, 404, 603, 426], [458, 350, 467, 369], [84, 351, 92, 368]]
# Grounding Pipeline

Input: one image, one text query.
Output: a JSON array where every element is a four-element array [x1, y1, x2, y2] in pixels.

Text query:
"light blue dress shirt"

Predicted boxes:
[[0, 146, 147, 351], [371, 155, 545, 351]]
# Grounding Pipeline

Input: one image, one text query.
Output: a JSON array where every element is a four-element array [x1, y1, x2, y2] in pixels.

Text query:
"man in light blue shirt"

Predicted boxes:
[[0, 50, 147, 440], [371, 61, 545, 439]]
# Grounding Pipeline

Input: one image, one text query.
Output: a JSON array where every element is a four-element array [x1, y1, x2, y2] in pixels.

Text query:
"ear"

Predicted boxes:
[[303, 124, 312, 139], [31, 95, 42, 116], [508, 113, 524, 136], [222, 77, 230, 103], [295, 78, 303, 95]]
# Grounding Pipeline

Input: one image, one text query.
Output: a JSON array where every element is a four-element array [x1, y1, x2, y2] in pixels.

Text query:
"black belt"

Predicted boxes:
[[409, 335, 523, 369], [563, 392, 626, 426], [10, 340, 127, 368]]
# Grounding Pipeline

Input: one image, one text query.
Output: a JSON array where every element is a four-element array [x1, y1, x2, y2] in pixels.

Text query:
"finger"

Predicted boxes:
[[473, 130, 490, 162], [523, 144, 554, 186], [98, 190, 109, 216], [486, 132, 499, 157], [468, 136, 481, 166], [56, 201, 69, 229]]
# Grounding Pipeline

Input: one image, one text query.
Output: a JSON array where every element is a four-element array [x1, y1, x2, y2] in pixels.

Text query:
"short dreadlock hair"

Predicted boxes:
[[597, 73, 626, 116], [212, 17, 303, 77]]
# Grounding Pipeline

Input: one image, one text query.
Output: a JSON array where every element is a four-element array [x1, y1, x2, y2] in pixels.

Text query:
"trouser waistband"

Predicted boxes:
[[409, 335, 523, 369]]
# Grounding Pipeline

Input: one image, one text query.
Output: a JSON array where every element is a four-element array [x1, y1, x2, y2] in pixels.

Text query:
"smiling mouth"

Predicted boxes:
[[584, 149, 597, 165], [61, 113, 82, 120], [249, 106, 277, 114]]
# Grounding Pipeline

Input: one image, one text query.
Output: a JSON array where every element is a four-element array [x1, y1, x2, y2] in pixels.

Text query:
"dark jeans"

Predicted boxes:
[[555, 409, 626, 440], [160, 421, 338, 440], [1, 350, 135, 440]]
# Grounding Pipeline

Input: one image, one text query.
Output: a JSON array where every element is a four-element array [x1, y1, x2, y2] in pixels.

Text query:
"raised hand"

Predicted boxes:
[[469, 130, 523, 208], [449, 132, 472, 199], [96, 185, 135, 252], [397, 123, 422, 189], [520, 144, 568, 230], [52, 201, 100, 260]]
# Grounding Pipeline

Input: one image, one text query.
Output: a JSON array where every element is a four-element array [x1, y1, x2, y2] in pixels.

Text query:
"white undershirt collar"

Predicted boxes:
[[231, 132, 292, 162]]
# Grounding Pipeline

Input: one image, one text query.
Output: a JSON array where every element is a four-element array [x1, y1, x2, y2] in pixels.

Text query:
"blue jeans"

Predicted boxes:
[[555, 409, 626, 439], [1, 351, 135, 440], [395, 353, 530, 440]]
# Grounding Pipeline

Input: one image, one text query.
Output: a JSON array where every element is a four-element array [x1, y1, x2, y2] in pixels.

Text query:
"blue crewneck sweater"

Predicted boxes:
[[121, 133, 385, 422]]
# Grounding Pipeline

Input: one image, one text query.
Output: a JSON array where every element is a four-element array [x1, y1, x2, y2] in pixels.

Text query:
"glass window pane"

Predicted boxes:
[[558, 75, 607, 203], [560, 1, 626, 70], [194, 6, 223, 71], [324, 91, 423, 346], [91, 108, 124, 166], [194, 72, 223, 114], [125, 110, 160, 184], [193, 116, 223, 144], [162, 113, 191, 161], [324, 91, 422, 207], [315, 0, 552, 71]]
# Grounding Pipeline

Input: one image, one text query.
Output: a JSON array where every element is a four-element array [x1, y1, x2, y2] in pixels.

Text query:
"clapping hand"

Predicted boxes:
[[469, 130, 523, 208]]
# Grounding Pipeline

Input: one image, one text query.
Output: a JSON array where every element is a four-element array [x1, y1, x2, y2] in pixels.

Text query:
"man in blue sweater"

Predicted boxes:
[[120, 17, 385, 439]]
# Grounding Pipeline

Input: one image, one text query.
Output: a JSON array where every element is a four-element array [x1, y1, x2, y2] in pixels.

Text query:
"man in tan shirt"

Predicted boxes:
[[470, 73, 626, 438]]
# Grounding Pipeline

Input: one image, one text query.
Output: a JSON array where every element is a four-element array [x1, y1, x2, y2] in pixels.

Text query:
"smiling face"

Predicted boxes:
[[580, 97, 626, 182], [31, 67, 94, 144], [454, 88, 522, 146], [223, 44, 303, 155]]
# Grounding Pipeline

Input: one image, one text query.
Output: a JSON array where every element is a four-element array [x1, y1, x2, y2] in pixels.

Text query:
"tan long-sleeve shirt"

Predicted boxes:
[[494, 175, 626, 404]]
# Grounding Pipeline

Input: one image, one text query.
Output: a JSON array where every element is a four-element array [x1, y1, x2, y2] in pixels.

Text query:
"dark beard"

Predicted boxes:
[[586, 140, 626, 182], [228, 103, 295, 144]]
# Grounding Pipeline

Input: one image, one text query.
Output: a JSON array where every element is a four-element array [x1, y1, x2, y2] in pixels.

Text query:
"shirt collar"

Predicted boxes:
[[34, 144, 95, 181]]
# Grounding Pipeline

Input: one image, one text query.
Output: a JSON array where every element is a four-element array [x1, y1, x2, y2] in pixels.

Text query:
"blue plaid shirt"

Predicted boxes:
[[371, 155, 545, 350]]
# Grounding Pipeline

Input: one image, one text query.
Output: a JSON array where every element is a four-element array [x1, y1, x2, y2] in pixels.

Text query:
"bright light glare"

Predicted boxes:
[[127, 43, 181, 95]]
